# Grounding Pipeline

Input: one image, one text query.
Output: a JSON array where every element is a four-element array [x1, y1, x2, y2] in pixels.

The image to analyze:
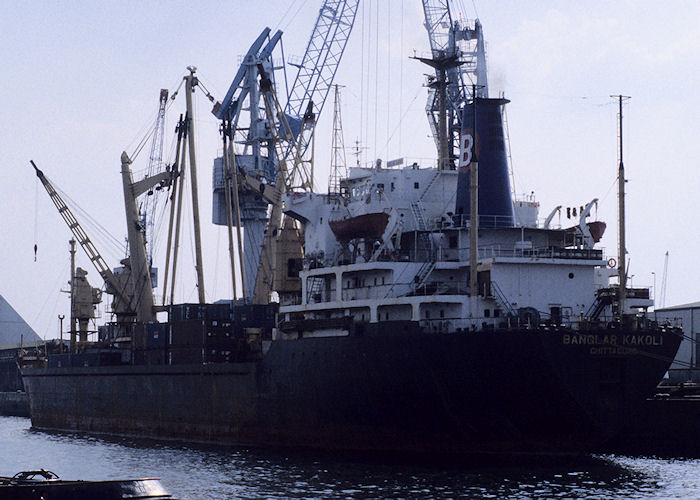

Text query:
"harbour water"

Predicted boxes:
[[2, 417, 700, 498]]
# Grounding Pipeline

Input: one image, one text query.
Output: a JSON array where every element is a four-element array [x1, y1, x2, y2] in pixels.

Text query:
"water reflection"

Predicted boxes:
[[2, 417, 698, 499]]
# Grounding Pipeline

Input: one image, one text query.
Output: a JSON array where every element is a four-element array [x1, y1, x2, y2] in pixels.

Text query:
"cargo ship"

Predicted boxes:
[[21, 2, 681, 455]]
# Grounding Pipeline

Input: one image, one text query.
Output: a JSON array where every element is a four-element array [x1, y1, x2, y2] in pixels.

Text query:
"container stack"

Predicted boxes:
[[131, 323, 168, 365], [167, 319, 206, 364], [128, 303, 277, 366]]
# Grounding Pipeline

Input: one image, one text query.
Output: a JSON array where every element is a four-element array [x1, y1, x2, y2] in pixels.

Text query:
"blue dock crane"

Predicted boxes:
[[211, 0, 359, 302]]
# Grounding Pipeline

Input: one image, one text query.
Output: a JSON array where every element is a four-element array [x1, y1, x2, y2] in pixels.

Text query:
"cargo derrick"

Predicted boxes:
[[31, 74, 273, 363], [120, 151, 173, 322], [32, 82, 184, 332], [212, 33, 310, 306], [33, 156, 174, 325], [252, 0, 359, 304]]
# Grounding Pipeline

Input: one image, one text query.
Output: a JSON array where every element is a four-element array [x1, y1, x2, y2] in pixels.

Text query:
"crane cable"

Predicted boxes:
[[128, 75, 184, 162], [54, 183, 125, 259], [373, 0, 379, 159], [34, 176, 39, 261]]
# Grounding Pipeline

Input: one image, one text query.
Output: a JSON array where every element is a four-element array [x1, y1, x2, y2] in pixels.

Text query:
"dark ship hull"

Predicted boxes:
[[21, 322, 681, 454]]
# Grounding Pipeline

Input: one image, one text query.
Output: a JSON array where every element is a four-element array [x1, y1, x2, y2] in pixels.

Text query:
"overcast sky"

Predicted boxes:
[[1, 0, 699, 339]]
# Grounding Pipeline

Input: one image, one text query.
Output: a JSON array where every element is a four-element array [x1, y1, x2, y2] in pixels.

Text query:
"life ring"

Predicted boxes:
[[607, 258, 617, 269]]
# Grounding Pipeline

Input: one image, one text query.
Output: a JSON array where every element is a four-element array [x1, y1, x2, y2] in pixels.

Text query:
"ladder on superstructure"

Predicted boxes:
[[489, 280, 516, 318], [410, 201, 434, 262], [412, 261, 436, 293], [418, 171, 440, 201], [306, 275, 325, 303]]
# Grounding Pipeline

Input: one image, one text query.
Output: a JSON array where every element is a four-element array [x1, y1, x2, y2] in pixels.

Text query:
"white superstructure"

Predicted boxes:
[[277, 161, 651, 338]]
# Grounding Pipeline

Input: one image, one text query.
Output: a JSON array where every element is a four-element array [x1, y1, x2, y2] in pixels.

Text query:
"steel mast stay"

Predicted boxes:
[[161, 114, 186, 306], [220, 120, 242, 303], [168, 115, 189, 306]]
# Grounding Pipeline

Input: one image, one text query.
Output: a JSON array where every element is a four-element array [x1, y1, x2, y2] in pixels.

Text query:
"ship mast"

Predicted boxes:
[[69, 238, 76, 352], [420, 2, 488, 170], [469, 85, 479, 301], [184, 66, 207, 304], [329, 84, 348, 195], [614, 94, 630, 320], [413, 54, 456, 171]]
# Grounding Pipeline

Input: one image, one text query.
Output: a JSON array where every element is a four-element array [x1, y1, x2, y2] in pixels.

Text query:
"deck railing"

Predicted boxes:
[[476, 245, 604, 261]]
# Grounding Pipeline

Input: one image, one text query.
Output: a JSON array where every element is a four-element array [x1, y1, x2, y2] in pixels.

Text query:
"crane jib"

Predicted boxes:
[[30, 160, 135, 316]]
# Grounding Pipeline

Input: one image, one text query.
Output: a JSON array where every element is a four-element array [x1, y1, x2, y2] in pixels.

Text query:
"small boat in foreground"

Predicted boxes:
[[0, 470, 172, 500]]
